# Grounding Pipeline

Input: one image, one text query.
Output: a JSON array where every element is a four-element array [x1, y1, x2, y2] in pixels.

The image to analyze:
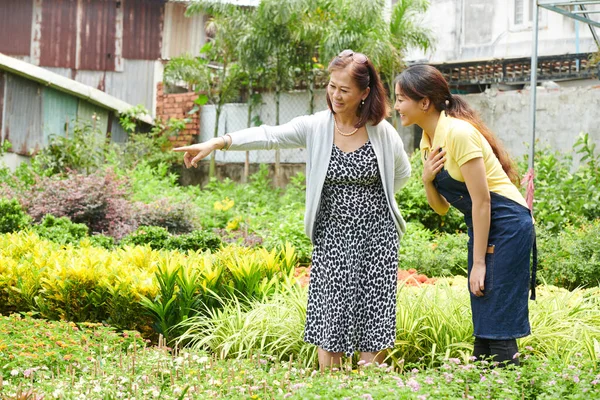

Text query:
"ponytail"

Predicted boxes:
[[395, 65, 519, 185]]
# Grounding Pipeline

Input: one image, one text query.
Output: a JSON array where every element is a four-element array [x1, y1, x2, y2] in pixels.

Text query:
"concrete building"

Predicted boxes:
[[395, 0, 600, 155]]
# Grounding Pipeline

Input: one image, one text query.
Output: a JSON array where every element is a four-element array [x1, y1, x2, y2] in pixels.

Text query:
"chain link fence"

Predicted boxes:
[[198, 89, 329, 182]]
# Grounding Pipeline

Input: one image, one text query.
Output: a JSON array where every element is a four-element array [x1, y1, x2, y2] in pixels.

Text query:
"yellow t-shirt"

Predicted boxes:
[[420, 111, 528, 208]]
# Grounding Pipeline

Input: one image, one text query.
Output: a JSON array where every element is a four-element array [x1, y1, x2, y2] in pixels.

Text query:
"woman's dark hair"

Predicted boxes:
[[327, 51, 390, 127], [395, 64, 519, 184]]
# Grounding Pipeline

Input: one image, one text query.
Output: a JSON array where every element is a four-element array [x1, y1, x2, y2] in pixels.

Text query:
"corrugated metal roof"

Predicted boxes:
[[79, 0, 117, 71], [3, 74, 43, 156], [123, 0, 165, 60], [39, 0, 78, 68], [0, 53, 153, 124], [0, 0, 34, 56]]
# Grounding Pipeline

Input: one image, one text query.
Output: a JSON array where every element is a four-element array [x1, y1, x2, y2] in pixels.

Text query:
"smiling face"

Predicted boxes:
[[327, 67, 369, 118], [394, 83, 423, 127]]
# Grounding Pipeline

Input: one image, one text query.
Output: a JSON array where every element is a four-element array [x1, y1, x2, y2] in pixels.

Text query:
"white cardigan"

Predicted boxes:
[[228, 109, 412, 243]]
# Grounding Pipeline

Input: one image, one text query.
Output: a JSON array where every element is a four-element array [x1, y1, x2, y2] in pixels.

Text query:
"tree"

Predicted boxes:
[[164, 1, 251, 178]]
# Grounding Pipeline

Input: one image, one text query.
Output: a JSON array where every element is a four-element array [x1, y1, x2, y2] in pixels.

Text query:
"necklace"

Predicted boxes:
[[334, 118, 359, 136]]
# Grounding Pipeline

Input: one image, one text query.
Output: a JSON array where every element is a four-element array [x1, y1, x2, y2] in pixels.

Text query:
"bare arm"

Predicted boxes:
[[460, 157, 491, 297], [173, 136, 229, 168], [422, 147, 450, 215]]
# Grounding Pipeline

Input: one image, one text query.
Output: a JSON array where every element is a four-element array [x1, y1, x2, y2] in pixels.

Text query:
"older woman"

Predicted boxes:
[[175, 50, 411, 370]]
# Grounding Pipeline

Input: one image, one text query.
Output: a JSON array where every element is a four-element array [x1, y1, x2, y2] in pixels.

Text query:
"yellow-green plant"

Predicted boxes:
[[0, 232, 300, 340]]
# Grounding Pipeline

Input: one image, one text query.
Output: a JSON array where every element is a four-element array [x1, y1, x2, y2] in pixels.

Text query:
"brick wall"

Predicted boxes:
[[156, 83, 200, 147]]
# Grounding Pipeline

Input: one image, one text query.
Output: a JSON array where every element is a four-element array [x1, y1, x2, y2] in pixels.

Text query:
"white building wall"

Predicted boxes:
[[406, 0, 599, 63]]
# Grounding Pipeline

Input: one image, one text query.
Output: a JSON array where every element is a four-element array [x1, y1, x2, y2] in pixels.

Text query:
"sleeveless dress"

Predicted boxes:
[[303, 141, 399, 356]]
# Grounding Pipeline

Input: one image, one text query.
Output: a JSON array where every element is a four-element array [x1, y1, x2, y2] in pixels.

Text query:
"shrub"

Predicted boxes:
[[165, 230, 222, 252], [537, 221, 600, 290], [120, 226, 171, 249], [135, 198, 199, 235], [0, 198, 32, 233], [398, 223, 469, 277], [519, 134, 600, 232], [32, 215, 89, 245], [87, 234, 116, 250], [396, 152, 466, 233], [21, 169, 135, 239], [34, 120, 110, 176]]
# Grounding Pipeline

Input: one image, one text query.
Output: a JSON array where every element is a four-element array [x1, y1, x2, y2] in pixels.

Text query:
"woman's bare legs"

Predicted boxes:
[[359, 350, 387, 365], [318, 348, 343, 371]]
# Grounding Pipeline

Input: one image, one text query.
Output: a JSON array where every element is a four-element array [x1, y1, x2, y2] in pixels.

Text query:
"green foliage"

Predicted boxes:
[[396, 152, 466, 233], [537, 221, 600, 290], [521, 133, 600, 232], [165, 230, 222, 253], [0, 198, 32, 233], [3, 313, 598, 399], [35, 120, 109, 176], [398, 222, 468, 277], [178, 278, 600, 368], [86, 234, 116, 250], [0, 139, 11, 155], [32, 215, 89, 246], [120, 226, 171, 250]]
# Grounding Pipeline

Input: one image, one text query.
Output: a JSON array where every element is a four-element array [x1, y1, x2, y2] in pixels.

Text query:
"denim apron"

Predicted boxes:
[[434, 169, 536, 339]]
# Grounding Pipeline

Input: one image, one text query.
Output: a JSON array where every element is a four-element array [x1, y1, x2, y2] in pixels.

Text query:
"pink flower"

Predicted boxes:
[[284, 394, 293, 399], [424, 376, 434, 384], [512, 352, 520, 359], [525, 346, 534, 351], [573, 376, 580, 383], [23, 369, 33, 378], [448, 358, 461, 364], [361, 395, 373, 400], [357, 360, 366, 366], [291, 383, 306, 390], [407, 377, 420, 392], [480, 375, 487, 383]]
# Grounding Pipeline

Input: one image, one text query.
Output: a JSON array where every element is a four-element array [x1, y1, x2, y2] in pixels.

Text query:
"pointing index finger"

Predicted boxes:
[[173, 146, 191, 152]]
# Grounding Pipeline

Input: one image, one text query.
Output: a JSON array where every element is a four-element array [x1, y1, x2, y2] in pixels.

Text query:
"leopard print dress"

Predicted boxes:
[[303, 140, 399, 356]]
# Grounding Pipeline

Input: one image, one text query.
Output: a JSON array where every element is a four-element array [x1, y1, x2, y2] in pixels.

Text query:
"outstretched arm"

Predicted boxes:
[[173, 135, 229, 168]]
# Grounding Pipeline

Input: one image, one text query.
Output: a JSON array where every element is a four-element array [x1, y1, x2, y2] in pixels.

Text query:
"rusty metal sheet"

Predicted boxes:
[[162, 2, 206, 59], [105, 59, 157, 112], [0, 0, 34, 56], [3, 73, 43, 156], [79, 0, 117, 71], [40, 0, 77, 68], [123, 0, 165, 60]]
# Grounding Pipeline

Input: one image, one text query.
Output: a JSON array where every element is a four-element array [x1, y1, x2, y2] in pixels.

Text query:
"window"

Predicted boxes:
[[513, 0, 542, 28]]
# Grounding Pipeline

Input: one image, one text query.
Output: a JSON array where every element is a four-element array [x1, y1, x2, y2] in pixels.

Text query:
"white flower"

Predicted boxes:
[[10, 370, 19, 376]]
